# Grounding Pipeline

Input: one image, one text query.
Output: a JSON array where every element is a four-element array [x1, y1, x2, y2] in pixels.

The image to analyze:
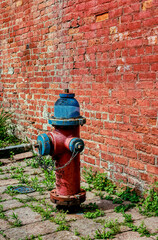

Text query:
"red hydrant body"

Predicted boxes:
[[37, 91, 86, 206]]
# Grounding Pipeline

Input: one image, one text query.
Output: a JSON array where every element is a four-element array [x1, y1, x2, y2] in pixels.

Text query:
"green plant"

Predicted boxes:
[[117, 187, 139, 203], [74, 229, 80, 236], [139, 186, 158, 217], [4, 185, 18, 196], [84, 209, 104, 219], [0, 205, 7, 220], [0, 230, 6, 238], [0, 106, 19, 147], [13, 196, 38, 204], [30, 176, 44, 194], [83, 167, 116, 194], [81, 202, 99, 212], [80, 235, 91, 240], [123, 213, 133, 224], [11, 167, 29, 184], [20, 235, 43, 240], [95, 191, 105, 199], [10, 151, 14, 159], [10, 212, 22, 227], [112, 198, 123, 204], [136, 221, 151, 237], [104, 195, 114, 201], [54, 211, 70, 231], [95, 219, 120, 239], [28, 203, 52, 220], [42, 170, 55, 191], [114, 203, 135, 213]]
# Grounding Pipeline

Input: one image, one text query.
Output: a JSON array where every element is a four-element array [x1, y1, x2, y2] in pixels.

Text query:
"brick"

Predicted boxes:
[[138, 153, 155, 165], [115, 156, 128, 166], [129, 159, 145, 170], [96, 13, 109, 22], [13, 152, 33, 161], [147, 165, 158, 175]]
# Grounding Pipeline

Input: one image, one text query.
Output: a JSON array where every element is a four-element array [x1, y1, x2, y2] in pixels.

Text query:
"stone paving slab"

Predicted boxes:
[[126, 207, 146, 220], [41, 231, 80, 240], [4, 220, 57, 240], [0, 159, 12, 164], [0, 173, 10, 179], [70, 218, 103, 238], [0, 235, 6, 240], [114, 231, 154, 240], [5, 206, 42, 225], [0, 179, 19, 187], [134, 217, 158, 234], [2, 199, 24, 211], [0, 219, 10, 231], [97, 211, 125, 223], [0, 193, 12, 201]]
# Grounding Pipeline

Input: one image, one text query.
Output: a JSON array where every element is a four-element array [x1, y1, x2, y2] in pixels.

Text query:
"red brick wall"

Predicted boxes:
[[1, 0, 158, 189]]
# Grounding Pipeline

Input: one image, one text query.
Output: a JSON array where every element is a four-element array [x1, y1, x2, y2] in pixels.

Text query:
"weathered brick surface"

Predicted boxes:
[[0, 0, 158, 189]]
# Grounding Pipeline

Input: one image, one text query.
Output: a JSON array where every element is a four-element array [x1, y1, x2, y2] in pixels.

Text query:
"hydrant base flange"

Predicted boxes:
[[50, 188, 86, 206]]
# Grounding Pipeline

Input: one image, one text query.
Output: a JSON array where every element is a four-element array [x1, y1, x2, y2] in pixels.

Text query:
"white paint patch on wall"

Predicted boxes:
[[147, 36, 157, 45]]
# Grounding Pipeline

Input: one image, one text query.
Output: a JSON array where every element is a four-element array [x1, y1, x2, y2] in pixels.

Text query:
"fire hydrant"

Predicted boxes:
[[37, 90, 86, 206]]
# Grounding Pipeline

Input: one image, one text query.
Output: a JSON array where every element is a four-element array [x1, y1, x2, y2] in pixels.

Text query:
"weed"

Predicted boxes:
[[20, 235, 43, 240], [53, 211, 70, 231], [95, 219, 120, 239], [10, 151, 14, 159], [30, 176, 44, 194], [4, 185, 19, 196], [11, 167, 29, 184], [95, 191, 105, 199], [0, 205, 7, 220], [0, 230, 6, 238], [123, 213, 133, 224], [81, 202, 99, 212], [28, 203, 52, 220], [104, 195, 114, 201], [25, 157, 40, 168], [74, 229, 80, 236], [136, 221, 151, 237], [10, 212, 22, 227], [13, 196, 37, 204], [0, 106, 19, 147], [116, 187, 139, 203], [138, 186, 158, 217], [112, 197, 123, 204], [83, 167, 116, 194], [42, 170, 55, 191], [114, 203, 135, 213], [84, 209, 104, 219], [80, 236, 92, 240]]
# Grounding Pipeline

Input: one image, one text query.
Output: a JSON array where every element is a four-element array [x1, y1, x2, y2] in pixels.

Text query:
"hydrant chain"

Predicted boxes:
[[35, 149, 79, 172]]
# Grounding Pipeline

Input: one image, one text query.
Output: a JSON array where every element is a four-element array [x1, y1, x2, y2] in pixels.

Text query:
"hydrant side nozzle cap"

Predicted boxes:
[[37, 133, 51, 156], [69, 138, 84, 153]]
